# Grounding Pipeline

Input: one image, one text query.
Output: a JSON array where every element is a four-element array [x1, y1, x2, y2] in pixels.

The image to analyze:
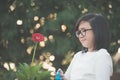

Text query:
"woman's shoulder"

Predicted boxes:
[[97, 48, 110, 55], [74, 51, 83, 57], [95, 48, 112, 59]]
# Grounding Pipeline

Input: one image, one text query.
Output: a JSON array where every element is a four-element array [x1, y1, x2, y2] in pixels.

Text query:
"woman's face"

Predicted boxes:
[[77, 21, 95, 51]]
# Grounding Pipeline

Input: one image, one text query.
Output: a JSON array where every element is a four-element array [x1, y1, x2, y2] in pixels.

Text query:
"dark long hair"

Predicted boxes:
[[75, 13, 110, 50]]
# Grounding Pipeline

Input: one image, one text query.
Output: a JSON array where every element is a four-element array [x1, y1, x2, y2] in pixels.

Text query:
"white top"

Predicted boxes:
[[64, 49, 113, 80]]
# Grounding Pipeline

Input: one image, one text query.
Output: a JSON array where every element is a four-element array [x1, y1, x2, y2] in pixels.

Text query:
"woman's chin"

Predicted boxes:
[[82, 45, 88, 48], [81, 43, 88, 48]]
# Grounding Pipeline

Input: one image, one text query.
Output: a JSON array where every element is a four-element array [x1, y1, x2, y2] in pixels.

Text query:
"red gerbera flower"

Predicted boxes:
[[32, 33, 44, 42], [31, 33, 44, 64]]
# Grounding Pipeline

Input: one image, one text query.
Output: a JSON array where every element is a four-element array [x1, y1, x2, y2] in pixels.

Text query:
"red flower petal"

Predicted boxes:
[[32, 33, 44, 42]]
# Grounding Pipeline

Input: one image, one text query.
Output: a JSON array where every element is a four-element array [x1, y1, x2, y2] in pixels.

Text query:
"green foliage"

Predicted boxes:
[[16, 63, 51, 80], [0, 69, 16, 80]]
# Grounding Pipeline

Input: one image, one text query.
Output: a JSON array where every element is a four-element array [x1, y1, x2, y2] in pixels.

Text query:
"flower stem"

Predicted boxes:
[[31, 42, 38, 64]]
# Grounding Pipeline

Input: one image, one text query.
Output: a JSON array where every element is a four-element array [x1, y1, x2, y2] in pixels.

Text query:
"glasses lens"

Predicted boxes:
[[76, 31, 79, 37], [76, 30, 85, 38], [81, 30, 86, 36]]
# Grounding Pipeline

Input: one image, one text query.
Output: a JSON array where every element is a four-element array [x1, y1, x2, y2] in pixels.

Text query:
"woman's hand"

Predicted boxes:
[[58, 68, 66, 80]]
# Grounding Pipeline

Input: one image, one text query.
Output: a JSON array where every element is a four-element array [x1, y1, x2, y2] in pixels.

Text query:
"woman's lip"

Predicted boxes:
[[80, 39, 86, 42]]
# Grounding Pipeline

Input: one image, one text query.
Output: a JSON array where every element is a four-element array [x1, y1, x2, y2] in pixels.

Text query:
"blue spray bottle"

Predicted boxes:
[[55, 69, 62, 80]]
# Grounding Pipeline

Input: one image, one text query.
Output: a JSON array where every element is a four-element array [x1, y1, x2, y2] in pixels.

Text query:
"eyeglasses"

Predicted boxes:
[[76, 28, 92, 38]]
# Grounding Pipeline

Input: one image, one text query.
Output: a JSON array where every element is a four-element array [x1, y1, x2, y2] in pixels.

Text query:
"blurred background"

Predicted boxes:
[[0, 0, 120, 80]]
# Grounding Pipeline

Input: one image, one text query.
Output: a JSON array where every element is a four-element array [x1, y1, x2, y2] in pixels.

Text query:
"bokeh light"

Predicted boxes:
[[16, 20, 23, 25], [26, 46, 33, 54], [49, 55, 55, 61], [61, 25, 67, 32], [34, 16, 39, 21], [39, 41, 45, 47]]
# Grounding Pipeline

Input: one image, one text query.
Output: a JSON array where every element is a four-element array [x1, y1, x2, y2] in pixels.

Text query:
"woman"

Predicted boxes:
[[59, 13, 113, 80]]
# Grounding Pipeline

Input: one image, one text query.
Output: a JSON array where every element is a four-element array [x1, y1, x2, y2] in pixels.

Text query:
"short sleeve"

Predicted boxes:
[[95, 52, 113, 80]]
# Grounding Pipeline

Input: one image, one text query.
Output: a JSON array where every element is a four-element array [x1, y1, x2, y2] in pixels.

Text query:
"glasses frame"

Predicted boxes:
[[76, 28, 92, 38]]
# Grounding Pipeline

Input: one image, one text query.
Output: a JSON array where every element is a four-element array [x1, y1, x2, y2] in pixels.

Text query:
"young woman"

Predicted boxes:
[[59, 13, 113, 80]]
